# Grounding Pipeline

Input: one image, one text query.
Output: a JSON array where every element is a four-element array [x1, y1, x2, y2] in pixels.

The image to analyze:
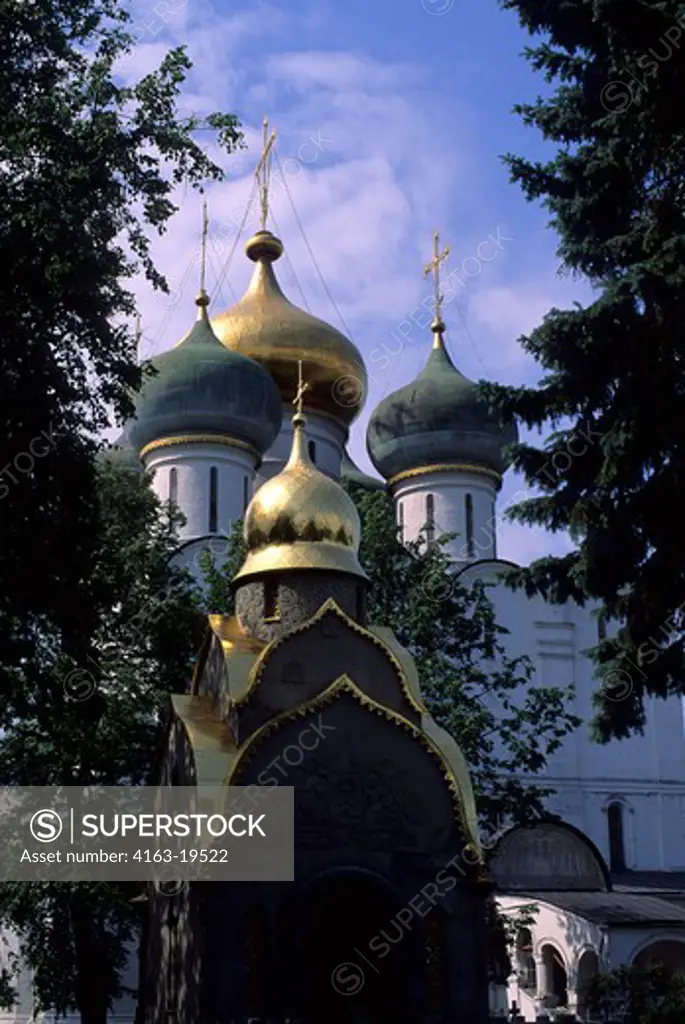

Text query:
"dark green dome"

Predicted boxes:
[[340, 449, 386, 492], [129, 295, 282, 456], [366, 328, 517, 482], [98, 429, 143, 474]]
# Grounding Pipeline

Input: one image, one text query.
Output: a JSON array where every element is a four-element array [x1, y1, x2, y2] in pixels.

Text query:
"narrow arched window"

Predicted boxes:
[[426, 493, 435, 546], [263, 578, 280, 622], [243, 475, 249, 512], [169, 467, 178, 505], [608, 801, 626, 871], [308, 440, 316, 464], [398, 501, 404, 543], [208, 466, 218, 533], [465, 493, 474, 559]]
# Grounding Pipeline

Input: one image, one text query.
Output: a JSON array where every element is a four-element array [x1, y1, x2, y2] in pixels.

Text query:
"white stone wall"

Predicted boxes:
[[256, 406, 348, 484], [609, 930, 685, 970], [0, 929, 34, 1022], [388, 458, 685, 1018], [463, 561, 685, 872], [143, 440, 256, 541], [393, 468, 499, 562]]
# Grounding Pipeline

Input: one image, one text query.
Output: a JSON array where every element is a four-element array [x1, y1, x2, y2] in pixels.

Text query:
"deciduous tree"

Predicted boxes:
[[0, 460, 202, 1022], [587, 963, 685, 1024], [0, 0, 240, 744]]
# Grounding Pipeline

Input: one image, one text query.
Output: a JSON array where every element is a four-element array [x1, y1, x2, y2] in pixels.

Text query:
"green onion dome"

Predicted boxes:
[[129, 292, 282, 458], [340, 449, 386, 492], [98, 428, 143, 474], [366, 321, 517, 484]]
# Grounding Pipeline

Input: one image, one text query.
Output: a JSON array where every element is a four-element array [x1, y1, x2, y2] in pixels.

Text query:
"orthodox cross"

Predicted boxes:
[[293, 359, 310, 417], [254, 116, 277, 231], [423, 230, 450, 322]]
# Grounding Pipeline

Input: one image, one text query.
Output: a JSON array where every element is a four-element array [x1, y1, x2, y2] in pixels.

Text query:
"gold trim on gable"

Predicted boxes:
[[139, 434, 260, 461], [207, 615, 265, 654], [388, 463, 501, 487], [225, 673, 481, 861], [171, 694, 239, 787], [191, 619, 262, 705], [233, 597, 427, 717]]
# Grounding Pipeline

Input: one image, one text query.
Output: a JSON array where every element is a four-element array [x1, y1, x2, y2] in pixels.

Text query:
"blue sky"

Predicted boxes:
[[124, 0, 588, 564]]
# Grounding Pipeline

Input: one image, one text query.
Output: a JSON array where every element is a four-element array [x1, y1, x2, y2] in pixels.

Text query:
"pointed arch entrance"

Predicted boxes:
[[296, 870, 421, 1024]]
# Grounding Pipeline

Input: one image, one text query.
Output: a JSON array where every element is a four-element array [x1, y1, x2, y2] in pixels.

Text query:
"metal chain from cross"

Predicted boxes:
[[199, 197, 209, 295]]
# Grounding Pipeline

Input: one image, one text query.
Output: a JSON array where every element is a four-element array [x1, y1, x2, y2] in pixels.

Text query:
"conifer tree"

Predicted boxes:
[[485, 0, 685, 739]]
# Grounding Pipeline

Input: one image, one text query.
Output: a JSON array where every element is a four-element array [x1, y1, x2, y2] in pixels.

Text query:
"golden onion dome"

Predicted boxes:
[[233, 402, 368, 583], [211, 231, 367, 428]]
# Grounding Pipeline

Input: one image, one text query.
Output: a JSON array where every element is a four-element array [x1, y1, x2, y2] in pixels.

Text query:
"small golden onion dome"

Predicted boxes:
[[233, 405, 368, 583], [211, 230, 367, 428]]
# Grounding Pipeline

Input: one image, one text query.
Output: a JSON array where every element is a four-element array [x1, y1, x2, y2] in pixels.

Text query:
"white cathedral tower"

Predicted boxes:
[[127, 278, 282, 574], [366, 230, 516, 563], [366, 313, 516, 563]]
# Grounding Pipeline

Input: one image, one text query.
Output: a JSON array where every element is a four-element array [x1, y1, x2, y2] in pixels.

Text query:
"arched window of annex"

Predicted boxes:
[[630, 936, 685, 974], [602, 795, 633, 873], [537, 941, 568, 1009]]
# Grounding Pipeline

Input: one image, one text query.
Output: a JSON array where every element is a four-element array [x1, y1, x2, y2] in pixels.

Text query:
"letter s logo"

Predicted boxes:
[[30, 809, 64, 843]]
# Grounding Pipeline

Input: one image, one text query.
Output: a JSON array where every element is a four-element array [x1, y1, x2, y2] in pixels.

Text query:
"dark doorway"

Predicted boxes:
[[300, 873, 417, 1024]]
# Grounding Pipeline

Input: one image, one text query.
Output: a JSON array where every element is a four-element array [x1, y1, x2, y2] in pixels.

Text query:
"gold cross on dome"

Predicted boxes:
[[423, 229, 450, 322], [293, 359, 310, 417], [254, 116, 277, 231]]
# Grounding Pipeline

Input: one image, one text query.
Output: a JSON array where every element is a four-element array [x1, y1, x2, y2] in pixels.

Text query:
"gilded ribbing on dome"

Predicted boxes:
[[234, 365, 368, 582], [211, 229, 367, 428]]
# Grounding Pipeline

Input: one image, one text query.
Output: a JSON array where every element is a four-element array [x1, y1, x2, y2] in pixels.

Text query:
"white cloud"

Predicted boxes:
[[265, 50, 419, 92]]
